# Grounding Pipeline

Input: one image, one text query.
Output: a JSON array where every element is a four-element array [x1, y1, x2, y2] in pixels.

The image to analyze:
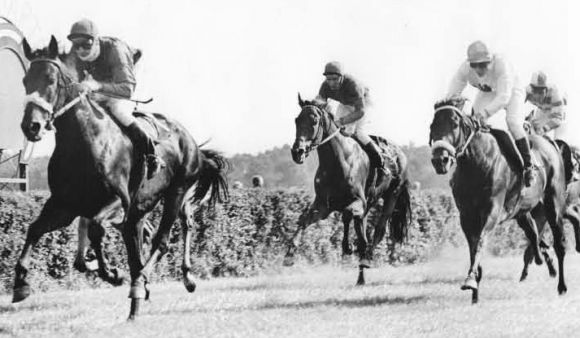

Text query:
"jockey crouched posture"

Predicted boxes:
[[448, 41, 537, 186], [67, 19, 165, 179], [526, 71, 580, 179], [525, 71, 567, 138], [316, 61, 389, 177]]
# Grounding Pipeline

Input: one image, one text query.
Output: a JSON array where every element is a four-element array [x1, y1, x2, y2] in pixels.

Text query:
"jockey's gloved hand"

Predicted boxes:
[[78, 70, 102, 93]]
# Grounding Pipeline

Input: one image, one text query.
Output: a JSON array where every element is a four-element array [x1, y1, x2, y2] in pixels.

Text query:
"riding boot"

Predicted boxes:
[[363, 142, 389, 177], [515, 138, 536, 187], [126, 122, 166, 179]]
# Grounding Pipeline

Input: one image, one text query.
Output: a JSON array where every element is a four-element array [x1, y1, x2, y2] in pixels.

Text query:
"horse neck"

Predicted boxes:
[[315, 111, 351, 167], [456, 130, 498, 175], [53, 100, 111, 154]]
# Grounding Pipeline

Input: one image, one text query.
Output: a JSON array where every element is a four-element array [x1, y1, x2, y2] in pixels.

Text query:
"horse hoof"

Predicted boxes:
[[184, 281, 196, 293], [461, 277, 478, 291], [519, 272, 528, 282], [359, 259, 371, 269], [283, 256, 295, 267], [85, 259, 99, 272], [534, 256, 543, 266], [12, 285, 31, 303], [548, 269, 557, 278], [558, 285, 567, 295], [112, 269, 127, 286], [576, 244, 580, 253], [127, 298, 141, 321]]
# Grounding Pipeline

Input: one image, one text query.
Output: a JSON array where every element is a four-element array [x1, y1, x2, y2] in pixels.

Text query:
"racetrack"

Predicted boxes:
[[1, 248, 579, 337]]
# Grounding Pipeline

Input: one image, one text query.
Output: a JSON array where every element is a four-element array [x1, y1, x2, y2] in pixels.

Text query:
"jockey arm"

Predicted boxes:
[[482, 58, 513, 115], [447, 62, 469, 97], [94, 42, 137, 99]]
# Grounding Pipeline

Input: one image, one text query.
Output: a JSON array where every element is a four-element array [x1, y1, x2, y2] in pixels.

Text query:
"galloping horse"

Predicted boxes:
[[287, 95, 411, 285], [429, 96, 568, 303], [520, 169, 580, 281], [15, 36, 229, 319]]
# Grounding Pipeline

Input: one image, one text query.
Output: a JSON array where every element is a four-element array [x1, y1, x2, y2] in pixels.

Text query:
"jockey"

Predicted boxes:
[[67, 19, 164, 179], [316, 61, 388, 176], [525, 71, 567, 138], [448, 41, 536, 186]]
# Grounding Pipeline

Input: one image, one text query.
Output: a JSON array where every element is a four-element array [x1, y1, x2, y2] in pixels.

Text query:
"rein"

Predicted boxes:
[[304, 105, 342, 152]]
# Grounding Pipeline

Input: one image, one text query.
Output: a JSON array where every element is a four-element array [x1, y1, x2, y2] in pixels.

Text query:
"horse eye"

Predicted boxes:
[[47, 76, 57, 85]]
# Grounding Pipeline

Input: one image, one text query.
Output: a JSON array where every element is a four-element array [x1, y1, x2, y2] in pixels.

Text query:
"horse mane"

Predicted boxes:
[[302, 98, 336, 122], [434, 95, 468, 111]]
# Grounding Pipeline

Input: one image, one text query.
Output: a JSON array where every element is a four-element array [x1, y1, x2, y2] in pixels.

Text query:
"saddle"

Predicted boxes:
[[369, 135, 400, 179], [133, 110, 172, 142]]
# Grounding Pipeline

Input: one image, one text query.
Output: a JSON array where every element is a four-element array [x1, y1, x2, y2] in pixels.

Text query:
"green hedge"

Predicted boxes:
[[0, 188, 536, 294]]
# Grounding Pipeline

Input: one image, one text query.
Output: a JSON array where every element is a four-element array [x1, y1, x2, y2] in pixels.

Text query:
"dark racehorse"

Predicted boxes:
[[520, 172, 580, 281], [429, 96, 568, 303], [15, 36, 229, 319], [287, 95, 411, 285]]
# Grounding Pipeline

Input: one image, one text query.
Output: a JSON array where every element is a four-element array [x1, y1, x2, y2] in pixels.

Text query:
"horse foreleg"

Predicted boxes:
[[121, 210, 147, 321], [13, 199, 76, 303], [342, 213, 353, 256], [460, 203, 501, 304], [283, 198, 329, 266], [516, 213, 543, 265]]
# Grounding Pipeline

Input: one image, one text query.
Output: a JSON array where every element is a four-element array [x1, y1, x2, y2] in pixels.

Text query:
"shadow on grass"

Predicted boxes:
[[150, 294, 428, 317]]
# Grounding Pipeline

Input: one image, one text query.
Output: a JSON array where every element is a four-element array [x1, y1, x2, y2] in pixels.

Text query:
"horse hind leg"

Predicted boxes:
[[516, 213, 543, 265], [539, 240, 557, 278], [13, 199, 76, 303], [545, 196, 567, 295], [564, 207, 580, 253], [341, 212, 353, 256], [73, 217, 98, 273], [87, 217, 126, 286], [520, 245, 533, 282], [139, 188, 188, 293], [179, 195, 196, 293], [283, 198, 329, 266]]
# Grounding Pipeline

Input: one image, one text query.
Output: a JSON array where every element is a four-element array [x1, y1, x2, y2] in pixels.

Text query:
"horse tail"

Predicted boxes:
[[555, 139, 573, 184], [389, 180, 412, 243], [192, 149, 230, 206]]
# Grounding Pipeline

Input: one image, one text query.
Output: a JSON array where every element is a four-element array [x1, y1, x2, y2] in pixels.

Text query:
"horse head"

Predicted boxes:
[[291, 93, 332, 164], [429, 96, 470, 174], [20, 36, 75, 142]]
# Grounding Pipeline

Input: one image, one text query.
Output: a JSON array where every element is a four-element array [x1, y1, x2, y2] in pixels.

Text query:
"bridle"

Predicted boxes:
[[430, 104, 479, 159], [26, 59, 85, 124], [299, 105, 342, 153]]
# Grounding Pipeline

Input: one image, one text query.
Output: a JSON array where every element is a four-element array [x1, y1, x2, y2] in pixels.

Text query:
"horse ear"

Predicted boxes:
[[48, 35, 59, 59], [22, 38, 33, 60], [298, 93, 305, 107]]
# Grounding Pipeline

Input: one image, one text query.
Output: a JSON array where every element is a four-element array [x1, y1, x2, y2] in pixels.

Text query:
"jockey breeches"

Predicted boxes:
[[474, 87, 526, 139], [93, 94, 137, 127], [345, 119, 372, 145]]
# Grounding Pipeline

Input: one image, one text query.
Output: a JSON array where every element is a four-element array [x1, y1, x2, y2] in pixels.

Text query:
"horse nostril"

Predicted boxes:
[[30, 122, 41, 133]]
